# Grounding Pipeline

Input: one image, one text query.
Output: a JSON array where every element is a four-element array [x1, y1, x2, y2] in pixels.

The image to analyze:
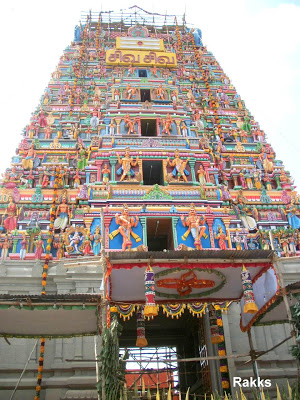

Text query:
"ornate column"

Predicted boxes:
[[172, 216, 179, 249], [139, 216, 147, 247], [188, 159, 197, 185], [185, 119, 191, 137], [174, 119, 181, 136], [206, 216, 215, 249], [95, 160, 103, 182], [114, 117, 122, 135], [156, 118, 161, 136], [223, 217, 232, 249], [109, 156, 118, 184], [103, 216, 112, 250], [136, 117, 141, 136]]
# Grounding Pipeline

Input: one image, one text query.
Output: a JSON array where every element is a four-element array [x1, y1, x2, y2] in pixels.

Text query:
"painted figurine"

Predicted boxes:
[[109, 205, 141, 251], [4, 196, 18, 232], [91, 225, 101, 256], [166, 149, 190, 182], [54, 196, 71, 231], [116, 148, 139, 182], [19, 233, 28, 260], [214, 226, 227, 250], [34, 235, 44, 259], [181, 204, 207, 250]]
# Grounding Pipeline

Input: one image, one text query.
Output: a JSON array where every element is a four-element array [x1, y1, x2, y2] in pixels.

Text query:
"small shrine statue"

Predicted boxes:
[[55, 236, 65, 259], [34, 235, 44, 259], [285, 199, 300, 229], [73, 169, 81, 188], [91, 225, 101, 256], [214, 226, 228, 250], [19, 233, 28, 260], [124, 114, 137, 134], [161, 114, 173, 136], [197, 164, 206, 185], [166, 149, 190, 182], [156, 84, 166, 100], [22, 143, 37, 170], [101, 164, 111, 185], [82, 231, 92, 256], [54, 196, 71, 231], [109, 119, 116, 135], [3, 196, 18, 233], [77, 143, 91, 170], [116, 148, 139, 182], [181, 204, 207, 250], [0, 236, 12, 261], [109, 205, 141, 251], [126, 84, 137, 100]]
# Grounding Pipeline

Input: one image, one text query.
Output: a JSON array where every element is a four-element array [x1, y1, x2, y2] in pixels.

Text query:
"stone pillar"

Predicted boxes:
[[54, 338, 63, 361], [223, 217, 232, 249], [172, 216, 179, 249], [139, 216, 147, 247], [156, 118, 161, 136], [189, 159, 197, 185], [206, 216, 215, 249], [109, 157, 118, 184], [185, 119, 191, 137], [104, 216, 112, 250], [114, 117, 122, 135], [74, 336, 83, 360], [95, 160, 103, 182]]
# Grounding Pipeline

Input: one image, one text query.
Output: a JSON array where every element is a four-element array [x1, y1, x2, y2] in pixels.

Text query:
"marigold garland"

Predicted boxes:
[[35, 169, 59, 399], [189, 33, 223, 141]]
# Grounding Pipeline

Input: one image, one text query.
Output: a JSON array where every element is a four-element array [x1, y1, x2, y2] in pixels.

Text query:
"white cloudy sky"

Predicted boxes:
[[0, 0, 299, 185]]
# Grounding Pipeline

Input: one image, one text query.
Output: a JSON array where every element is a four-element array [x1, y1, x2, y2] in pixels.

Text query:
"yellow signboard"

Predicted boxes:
[[106, 49, 177, 67], [116, 37, 165, 51]]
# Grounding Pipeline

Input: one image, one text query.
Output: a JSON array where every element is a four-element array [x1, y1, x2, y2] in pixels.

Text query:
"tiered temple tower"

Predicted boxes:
[[0, 7, 298, 400]]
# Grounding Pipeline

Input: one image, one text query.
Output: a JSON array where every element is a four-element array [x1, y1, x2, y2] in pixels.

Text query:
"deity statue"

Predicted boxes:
[[22, 143, 37, 170], [19, 233, 28, 260], [109, 119, 116, 135], [91, 225, 101, 256], [77, 143, 91, 170], [155, 84, 166, 100], [214, 226, 228, 250], [101, 164, 110, 185], [233, 190, 257, 232], [181, 204, 207, 250], [197, 164, 206, 185], [54, 196, 71, 231], [3, 196, 18, 233], [73, 169, 81, 188], [124, 114, 137, 134], [109, 205, 141, 251], [166, 149, 190, 182], [54, 236, 65, 259], [0, 236, 12, 261], [82, 231, 92, 256], [34, 235, 44, 259], [126, 84, 137, 100], [161, 114, 173, 136], [116, 148, 139, 182], [285, 199, 300, 229]]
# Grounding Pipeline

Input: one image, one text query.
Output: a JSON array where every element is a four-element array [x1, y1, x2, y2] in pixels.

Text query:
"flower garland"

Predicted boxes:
[[34, 168, 59, 400], [174, 17, 183, 61], [189, 33, 223, 141], [95, 13, 101, 57], [215, 306, 230, 391], [70, 17, 89, 114]]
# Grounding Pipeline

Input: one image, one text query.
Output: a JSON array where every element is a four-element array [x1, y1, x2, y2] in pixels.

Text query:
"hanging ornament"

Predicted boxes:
[[209, 305, 223, 344], [136, 306, 148, 348], [107, 304, 111, 329], [144, 265, 158, 317], [241, 265, 258, 314]]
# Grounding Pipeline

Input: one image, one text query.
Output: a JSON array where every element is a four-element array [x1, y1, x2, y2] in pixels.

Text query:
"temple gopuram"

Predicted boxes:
[[0, 7, 299, 400]]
